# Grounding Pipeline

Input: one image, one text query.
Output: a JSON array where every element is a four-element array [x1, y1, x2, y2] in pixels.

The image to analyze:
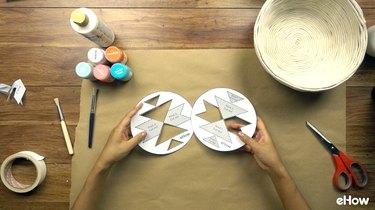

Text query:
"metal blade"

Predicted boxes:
[[305, 121, 339, 154]]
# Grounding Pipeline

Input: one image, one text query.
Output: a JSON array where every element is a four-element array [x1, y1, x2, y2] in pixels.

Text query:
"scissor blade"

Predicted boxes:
[[305, 121, 338, 154]]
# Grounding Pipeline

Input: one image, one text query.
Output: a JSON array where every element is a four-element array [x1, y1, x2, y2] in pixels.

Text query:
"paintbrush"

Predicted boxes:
[[54, 98, 74, 155], [88, 88, 98, 148]]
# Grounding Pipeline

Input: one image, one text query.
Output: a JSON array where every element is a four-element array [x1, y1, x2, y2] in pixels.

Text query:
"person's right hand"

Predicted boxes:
[[232, 118, 311, 210], [231, 117, 284, 175], [96, 104, 146, 170]]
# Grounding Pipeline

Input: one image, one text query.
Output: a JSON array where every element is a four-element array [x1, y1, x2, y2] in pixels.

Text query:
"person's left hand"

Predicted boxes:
[[96, 104, 146, 169]]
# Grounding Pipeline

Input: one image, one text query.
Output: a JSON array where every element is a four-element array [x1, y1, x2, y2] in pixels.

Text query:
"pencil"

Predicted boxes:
[[54, 98, 74, 155], [88, 88, 98, 148]]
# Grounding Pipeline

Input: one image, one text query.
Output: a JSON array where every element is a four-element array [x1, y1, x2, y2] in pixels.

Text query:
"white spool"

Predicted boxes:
[[0, 151, 47, 193]]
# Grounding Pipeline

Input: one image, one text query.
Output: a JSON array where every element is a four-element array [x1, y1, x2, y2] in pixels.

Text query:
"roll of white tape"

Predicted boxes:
[[0, 151, 47, 193]]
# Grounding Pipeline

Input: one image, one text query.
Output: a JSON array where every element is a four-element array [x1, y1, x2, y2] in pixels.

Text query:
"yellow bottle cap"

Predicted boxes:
[[71, 9, 88, 26]]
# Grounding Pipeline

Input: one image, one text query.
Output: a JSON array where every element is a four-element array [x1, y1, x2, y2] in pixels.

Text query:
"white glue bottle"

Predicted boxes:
[[70, 8, 115, 47]]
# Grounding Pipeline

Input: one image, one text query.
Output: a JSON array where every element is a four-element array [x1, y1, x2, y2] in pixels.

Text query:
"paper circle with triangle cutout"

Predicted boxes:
[[191, 88, 257, 151], [131, 91, 193, 155]]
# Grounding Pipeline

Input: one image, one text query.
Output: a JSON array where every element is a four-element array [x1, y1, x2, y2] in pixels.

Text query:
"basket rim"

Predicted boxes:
[[253, 0, 368, 91]]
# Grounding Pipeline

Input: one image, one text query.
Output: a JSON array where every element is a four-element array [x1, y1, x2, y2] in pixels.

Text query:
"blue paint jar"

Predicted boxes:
[[75, 62, 96, 80], [110, 63, 133, 81]]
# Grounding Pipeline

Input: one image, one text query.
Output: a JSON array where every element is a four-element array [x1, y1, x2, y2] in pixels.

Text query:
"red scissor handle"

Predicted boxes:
[[332, 152, 368, 191], [338, 151, 368, 188], [332, 154, 352, 191]]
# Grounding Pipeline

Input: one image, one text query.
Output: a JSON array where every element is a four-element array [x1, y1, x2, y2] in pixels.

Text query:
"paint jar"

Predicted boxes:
[[70, 7, 115, 47], [87, 48, 107, 64], [93, 64, 115, 83], [110, 63, 133, 81], [105, 46, 128, 64], [75, 62, 96, 80]]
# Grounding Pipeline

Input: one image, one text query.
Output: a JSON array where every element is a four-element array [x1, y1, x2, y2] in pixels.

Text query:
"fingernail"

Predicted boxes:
[[238, 132, 244, 137], [141, 131, 147, 136]]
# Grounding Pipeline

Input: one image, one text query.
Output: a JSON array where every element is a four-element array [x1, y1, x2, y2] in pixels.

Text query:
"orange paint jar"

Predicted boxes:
[[104, 46, 128, 64]]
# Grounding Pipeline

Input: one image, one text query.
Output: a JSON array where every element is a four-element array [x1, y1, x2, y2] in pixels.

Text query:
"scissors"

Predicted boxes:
[[306, 121, 368, 191]]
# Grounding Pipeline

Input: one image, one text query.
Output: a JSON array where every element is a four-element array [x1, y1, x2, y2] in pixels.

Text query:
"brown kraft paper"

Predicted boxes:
[[71, 49, 345, 210]]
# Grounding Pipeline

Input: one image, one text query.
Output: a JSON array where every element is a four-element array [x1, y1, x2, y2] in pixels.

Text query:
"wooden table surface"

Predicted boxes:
[[0, 1, 374, 209]]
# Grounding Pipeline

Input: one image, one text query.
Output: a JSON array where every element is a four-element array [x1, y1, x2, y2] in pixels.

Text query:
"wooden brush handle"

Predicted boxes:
[[61, 121, 74, 155]]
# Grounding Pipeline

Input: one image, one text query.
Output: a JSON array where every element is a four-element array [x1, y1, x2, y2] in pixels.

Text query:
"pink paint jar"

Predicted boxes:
[[93, 64, 115, 83]]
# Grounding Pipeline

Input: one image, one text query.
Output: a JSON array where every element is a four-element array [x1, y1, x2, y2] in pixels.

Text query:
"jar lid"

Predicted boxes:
[[71, 9, 88, 26], [105, 46, 124, 63], [110, 63, 130, 79], [93, 64, 112, 81], [75, 62, 93, 78], [88, 48, 106, 64]]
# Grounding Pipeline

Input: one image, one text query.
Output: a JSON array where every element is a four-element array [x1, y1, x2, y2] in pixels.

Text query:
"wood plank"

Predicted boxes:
[[0, 124, 76, 163], [0, 8, 257, 48], [348, 69, 375, 87], [0, 163, 70, 210], [0, 202, 69, 210], [0, 0, 373, 9], [347, 125, 375, 158], [0, 0, 263, 8], [347, 178, 375, 207], [0, 86, 80, 123], [348, 55, 375, 86], [364, 7, 375, 25], [346, 85, 375, 204], [347, 86, 375, 126], [0, 47, 372, 87], [0, 47, 83, 86], [0, 8, 373, 49]]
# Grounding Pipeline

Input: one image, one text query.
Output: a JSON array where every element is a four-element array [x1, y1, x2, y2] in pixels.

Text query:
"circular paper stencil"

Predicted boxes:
[[131, 92, 193, 155], [191, 88, 257, 151]]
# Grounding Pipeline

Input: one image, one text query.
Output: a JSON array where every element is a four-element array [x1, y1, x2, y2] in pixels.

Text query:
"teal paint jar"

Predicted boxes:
[[110, 63, 133, 81]]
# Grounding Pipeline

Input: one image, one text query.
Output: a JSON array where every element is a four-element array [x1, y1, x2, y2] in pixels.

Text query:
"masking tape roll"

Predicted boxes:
[[0, 151, 47, 193]]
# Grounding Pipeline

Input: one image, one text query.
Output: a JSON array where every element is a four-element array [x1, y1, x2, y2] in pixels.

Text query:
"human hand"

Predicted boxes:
[[96, 104, 146, 169], [232, 118, 311, 210], [231, 117, 285, 175]]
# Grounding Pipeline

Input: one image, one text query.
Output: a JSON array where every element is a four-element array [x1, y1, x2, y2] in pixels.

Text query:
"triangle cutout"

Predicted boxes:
[[225, 116, 251, 134], [156, 123, 187, 146], [141, 100, 172, 122], [144, 94, 160, 106], [197, 100, 222, 123], [168, 139, 184, 151]]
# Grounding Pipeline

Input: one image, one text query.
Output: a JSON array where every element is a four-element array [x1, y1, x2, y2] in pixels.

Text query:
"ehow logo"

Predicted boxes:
[[336, 195, 369, 206]]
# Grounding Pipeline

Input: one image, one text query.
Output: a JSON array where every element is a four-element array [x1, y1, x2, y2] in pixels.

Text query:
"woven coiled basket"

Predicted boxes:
[[254, 0, 367, 91]]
